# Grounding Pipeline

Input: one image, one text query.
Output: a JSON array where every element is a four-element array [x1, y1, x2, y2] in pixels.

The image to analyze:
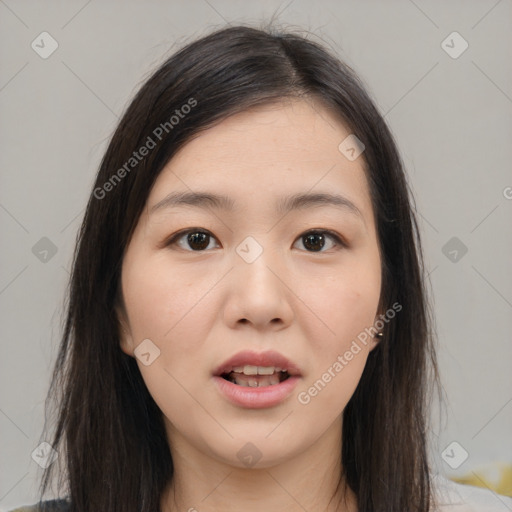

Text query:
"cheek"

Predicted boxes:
[[293, 251, 380, 409], [122, 253, 209, 344], [121, 251, 230, 399], [121, 255, 218, 427], [302, 255, 381, 351], [295, 276, 379, 417]]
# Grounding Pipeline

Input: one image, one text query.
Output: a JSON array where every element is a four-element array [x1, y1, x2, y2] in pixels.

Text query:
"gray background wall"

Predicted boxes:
[[1, 0, 511, 509]]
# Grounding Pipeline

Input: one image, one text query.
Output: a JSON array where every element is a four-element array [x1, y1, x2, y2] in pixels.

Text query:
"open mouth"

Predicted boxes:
[[221, 366, 291, 387]]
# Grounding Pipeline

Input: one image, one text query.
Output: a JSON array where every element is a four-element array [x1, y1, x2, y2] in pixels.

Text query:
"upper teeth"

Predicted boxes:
[[231, 365, 284, 375]]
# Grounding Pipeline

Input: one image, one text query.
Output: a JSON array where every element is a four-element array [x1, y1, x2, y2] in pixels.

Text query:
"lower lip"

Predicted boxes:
[[212, 375, 301, 409]]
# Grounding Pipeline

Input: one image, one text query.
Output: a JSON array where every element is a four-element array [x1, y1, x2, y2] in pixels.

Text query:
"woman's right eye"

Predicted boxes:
[[165, 229, 220, 251]]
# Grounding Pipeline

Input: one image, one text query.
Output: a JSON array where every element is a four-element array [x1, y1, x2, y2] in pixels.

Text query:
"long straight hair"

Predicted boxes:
[[39, 23, 441, 512]]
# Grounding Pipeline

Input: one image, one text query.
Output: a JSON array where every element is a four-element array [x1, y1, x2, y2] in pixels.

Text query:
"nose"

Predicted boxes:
[[222, 243, 294, 331]]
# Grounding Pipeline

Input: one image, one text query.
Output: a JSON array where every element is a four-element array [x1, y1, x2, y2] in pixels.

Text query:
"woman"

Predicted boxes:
[[11, 24, 512, 512]]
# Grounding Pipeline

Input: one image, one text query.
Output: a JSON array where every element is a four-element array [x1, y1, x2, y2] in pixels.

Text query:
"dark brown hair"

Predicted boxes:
[[39, 23, 441, 512]]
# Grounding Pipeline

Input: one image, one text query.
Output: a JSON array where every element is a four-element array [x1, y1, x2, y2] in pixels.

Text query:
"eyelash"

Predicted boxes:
[[164, 228, 347, 253]]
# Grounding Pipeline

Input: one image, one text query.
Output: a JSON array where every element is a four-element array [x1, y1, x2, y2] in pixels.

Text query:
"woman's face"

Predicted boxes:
[[118, 98, 382, 469]]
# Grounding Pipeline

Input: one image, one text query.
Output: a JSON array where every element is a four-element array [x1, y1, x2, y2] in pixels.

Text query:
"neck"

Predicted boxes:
[[160, 416, 358, 512]]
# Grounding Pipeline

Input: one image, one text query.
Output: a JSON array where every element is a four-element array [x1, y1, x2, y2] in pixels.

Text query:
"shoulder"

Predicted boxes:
[[7, 499, 71, 512], [431, 473, 512, 511]]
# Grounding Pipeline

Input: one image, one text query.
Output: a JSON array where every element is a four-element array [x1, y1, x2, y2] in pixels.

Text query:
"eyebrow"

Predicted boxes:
[[150, 190, 365, 223]]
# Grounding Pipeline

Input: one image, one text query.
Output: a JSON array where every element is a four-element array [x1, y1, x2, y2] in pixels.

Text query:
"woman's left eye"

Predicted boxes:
[[293, 230, 345, 252], [164, 228, 345, 252]]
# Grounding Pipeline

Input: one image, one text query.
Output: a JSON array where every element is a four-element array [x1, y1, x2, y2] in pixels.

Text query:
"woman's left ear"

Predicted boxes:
[[370, 309, 385, 350], [372, 330, 384, 344], [368, 331, 383, 352]]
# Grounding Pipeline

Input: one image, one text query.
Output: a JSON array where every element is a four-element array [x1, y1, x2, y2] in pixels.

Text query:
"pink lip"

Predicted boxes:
[[213, 375, 301, 409], [212, 350, 302, 409], [212, 350, 302, 377]]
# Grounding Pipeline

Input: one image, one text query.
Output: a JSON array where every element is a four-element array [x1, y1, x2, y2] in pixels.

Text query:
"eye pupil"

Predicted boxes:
[[188, 232, 209, 250], [303, 233, 325, 252]]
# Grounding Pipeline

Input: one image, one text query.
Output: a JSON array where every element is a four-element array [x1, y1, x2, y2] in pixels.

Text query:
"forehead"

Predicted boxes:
[[171, 98, 356, 167], [147, 98, 373, 221]]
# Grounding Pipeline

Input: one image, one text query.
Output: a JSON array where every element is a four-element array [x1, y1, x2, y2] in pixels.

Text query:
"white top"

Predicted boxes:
[[432, 474, 512, 511]]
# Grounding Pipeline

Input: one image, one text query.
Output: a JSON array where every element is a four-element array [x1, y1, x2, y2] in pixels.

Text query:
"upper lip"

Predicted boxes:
[[213, 350, 302, 377]]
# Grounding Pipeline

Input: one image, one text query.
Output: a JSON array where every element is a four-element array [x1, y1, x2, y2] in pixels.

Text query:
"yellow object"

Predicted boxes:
[[450, 462, 512, 498]]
